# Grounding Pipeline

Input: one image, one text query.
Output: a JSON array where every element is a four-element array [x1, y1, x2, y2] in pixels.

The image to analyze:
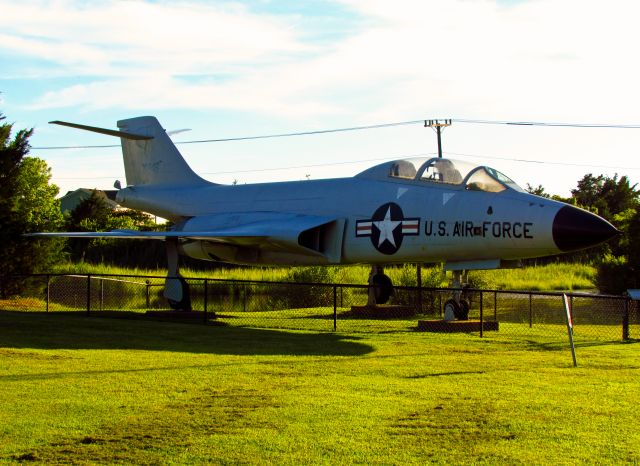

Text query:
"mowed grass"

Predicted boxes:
[[1, 311, 638, 464]]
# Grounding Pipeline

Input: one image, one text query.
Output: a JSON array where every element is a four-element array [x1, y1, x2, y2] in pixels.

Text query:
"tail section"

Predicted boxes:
[[51, 116, 211, 188], [117, 116, 208, 187]]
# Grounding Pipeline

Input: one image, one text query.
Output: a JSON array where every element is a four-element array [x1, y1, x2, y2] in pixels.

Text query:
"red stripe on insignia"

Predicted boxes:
[[356, 222, 373, 235], [402, 219, 419, 234]]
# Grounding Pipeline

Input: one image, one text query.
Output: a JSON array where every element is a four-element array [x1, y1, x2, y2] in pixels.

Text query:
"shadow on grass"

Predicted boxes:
[[0, 311, 373, 356], [520, 338, 636, 352]]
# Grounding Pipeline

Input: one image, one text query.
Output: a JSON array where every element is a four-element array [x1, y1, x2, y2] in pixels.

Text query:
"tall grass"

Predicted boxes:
[[51, 261, 597, 291], [51, 262, 289, 282], [476, 263, 597, 291]]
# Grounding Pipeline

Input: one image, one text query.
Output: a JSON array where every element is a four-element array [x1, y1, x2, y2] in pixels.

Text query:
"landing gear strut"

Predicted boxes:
[[368, 265, 394, 305], [443, 270, 470, 321], [164, 238, 192, 311]]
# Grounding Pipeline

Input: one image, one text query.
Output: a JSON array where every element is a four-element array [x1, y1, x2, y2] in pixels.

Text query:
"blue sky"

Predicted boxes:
[[2, 0, 640, 197]]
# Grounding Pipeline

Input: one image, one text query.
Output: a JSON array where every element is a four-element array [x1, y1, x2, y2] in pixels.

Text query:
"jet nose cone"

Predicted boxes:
[[552, 205, 620, 252]]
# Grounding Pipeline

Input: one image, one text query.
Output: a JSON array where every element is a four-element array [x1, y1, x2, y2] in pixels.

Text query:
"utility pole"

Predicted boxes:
[[424, 119, 452, 158]]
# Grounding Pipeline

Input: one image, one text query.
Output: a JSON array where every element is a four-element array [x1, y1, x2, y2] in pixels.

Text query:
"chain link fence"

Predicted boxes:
[[1, 273, 637, 343]]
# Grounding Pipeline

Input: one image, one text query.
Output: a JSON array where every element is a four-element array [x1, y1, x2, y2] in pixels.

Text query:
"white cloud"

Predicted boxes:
[[6, 0, 640, 124], [329, 0, 640, 122], [1, 0, 311, 75]]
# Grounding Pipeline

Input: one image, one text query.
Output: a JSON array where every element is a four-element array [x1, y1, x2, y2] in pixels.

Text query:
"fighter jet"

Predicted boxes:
[[31, 116, 619, 313]]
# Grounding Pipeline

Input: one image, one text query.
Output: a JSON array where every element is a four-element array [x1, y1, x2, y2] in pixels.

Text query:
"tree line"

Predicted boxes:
[[526, 173, 640, 293], [1, 111, 637, 295]]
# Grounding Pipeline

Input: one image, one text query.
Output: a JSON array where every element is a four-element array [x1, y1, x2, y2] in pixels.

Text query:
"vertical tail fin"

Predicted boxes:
[[117, 116, 209, 187]]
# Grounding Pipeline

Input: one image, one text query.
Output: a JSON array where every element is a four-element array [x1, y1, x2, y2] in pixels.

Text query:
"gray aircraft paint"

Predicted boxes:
[[31, 116, 619, 270]]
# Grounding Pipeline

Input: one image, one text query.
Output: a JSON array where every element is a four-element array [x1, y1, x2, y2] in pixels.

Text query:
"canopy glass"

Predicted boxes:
[[386, 157, 523, 193]]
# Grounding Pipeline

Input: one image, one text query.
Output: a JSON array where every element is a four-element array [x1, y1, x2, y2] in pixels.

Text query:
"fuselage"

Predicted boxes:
[[37, 117, 619, 278], [116, 160, 616, 267]]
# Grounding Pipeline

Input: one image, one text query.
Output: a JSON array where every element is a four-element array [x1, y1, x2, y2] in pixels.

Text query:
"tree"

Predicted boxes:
[[571, 173, 639, 219], [66, 189, 112, 232], [15, 158, 65, 233], [564, 172, 640, 265], [65, 190, 166, 266], [627, 209, 640, 272], [597, 208, 640, 293], [0, 113, 64, 295], [525, 183, 550, 198]]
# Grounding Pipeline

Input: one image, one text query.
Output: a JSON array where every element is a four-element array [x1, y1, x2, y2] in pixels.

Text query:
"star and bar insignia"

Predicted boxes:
[[355, 202, 420, 255]]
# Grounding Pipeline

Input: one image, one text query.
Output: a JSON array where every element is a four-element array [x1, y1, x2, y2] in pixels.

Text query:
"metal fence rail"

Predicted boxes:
[[1, 273, 637, 342]]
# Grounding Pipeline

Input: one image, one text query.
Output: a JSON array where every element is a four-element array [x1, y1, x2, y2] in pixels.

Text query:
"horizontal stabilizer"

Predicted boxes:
[[25, 230, 262, 240], [49, 121, 153, 141]]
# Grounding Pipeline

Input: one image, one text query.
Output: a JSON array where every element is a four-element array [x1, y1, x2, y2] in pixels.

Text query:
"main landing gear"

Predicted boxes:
[[164, 238, 192, 311], [368, 265, 394, 305], [443, 269, 470, 321]]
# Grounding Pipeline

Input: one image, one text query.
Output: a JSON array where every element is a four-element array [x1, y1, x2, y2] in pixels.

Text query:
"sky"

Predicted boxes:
[[2, 0, 640, 198]]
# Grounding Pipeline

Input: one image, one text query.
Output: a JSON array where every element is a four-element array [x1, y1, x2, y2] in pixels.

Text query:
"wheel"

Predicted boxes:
[[443, 299, 459, 320], [456, 299, 470, 320], [167, 277, 192, 311], [372, 273, 394, 304]]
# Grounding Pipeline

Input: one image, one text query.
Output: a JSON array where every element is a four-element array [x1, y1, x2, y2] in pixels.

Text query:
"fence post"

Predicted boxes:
[[417, 265, 422, 313], [333, 285, 337, 332], [623, 298, 630, 341], [100, 278, 104, 311], [203, 279, 208, 324], [86, 274, 91, 315], [494, 291, 497, 320], [480, 291, 484, 338], [145, 280, 151, 309], [570, 295, 574, 312], [529, 293, 533, 328], [243, 283, 247, 312], [46, 274, 50, 313]]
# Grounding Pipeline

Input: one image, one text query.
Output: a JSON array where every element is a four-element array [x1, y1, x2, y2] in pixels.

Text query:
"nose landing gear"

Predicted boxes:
[[443, 270, 470, 321], [368, 265, 394, 305]]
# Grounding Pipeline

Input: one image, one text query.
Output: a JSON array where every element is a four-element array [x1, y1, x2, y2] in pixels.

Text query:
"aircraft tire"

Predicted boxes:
[[456, 300, 470, 320], [168, 278, 192, 311], [372, 273, 394, 305], [443, 299, 459, 320]]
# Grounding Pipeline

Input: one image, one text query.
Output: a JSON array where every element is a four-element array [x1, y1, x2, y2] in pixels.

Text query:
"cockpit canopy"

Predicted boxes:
[[356, 157, 523, 193]]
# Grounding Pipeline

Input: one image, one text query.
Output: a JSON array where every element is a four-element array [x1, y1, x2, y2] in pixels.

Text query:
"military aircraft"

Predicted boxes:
[[31, 116, 619, 316]]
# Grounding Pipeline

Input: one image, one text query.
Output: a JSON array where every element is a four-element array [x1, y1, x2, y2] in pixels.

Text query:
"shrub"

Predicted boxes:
[[596, 255, 635, 295]]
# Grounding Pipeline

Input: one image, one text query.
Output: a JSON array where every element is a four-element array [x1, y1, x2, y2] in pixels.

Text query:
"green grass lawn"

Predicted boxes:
[[1, 311, 638, 464]]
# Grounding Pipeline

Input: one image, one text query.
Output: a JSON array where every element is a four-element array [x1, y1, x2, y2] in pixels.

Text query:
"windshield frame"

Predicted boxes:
[[372, 157, 524, 192], [415, 158, 477, 185]]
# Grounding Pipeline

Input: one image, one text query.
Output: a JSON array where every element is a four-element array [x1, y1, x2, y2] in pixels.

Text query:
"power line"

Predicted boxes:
[[53, 153, 436, 180], [52, 150, 640, 181], [178, 119, 424, 144], [443, 151, 640, 171], [453, 118, 640, 129], [32, 117, 640, 150], [33, 119, 425, 150]]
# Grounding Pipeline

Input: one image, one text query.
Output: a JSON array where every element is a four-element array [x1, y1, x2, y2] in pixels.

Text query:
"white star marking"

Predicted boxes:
[[374, 207, 402, 247]]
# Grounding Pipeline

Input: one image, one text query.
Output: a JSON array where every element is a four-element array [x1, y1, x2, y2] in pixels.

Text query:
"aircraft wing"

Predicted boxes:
[[28, 230, 258, 240], [28, 212, 346, 262]]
